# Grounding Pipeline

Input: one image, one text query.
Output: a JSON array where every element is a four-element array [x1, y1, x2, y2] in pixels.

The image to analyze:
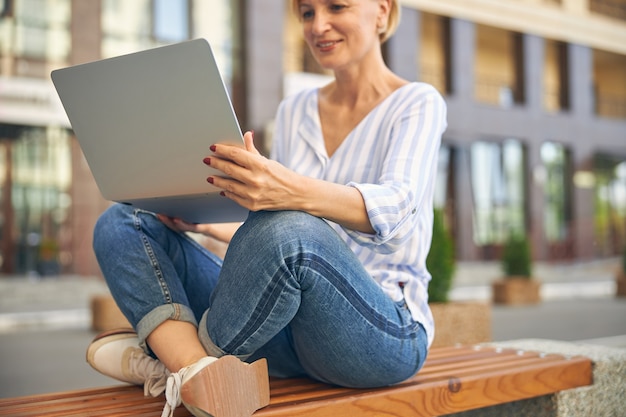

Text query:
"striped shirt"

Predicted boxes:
[[270, 82, 447, 346]]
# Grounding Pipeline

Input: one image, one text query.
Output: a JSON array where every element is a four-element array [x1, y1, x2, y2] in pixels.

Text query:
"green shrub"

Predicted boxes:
[[427, 209, 456, 303], [501, 233, 532, 278]]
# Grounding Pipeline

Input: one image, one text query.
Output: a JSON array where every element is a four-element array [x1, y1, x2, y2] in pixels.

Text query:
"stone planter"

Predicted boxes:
[[90, 294, 131, 332], [492, 277, 541, 305], [617, 271, 626, 298], [429, 301, 492, 348]]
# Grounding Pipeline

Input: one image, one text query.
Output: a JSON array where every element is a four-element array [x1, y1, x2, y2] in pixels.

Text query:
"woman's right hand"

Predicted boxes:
[[156, 214, 241, 244]]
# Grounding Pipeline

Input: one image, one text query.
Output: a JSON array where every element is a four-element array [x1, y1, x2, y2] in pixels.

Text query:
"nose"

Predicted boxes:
[[310, 10, 330, 35]]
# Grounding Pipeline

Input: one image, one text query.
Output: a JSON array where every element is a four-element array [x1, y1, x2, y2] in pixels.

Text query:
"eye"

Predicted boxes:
[[299, 6, 314, 20], [329, 4, 346, 12]]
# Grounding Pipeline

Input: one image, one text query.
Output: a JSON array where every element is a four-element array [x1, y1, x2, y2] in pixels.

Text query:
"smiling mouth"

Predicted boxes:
[[316, 40, 340, 50]]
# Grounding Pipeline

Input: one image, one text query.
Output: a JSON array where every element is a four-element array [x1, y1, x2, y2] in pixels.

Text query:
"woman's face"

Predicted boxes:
[[296, 0, 389, 71]]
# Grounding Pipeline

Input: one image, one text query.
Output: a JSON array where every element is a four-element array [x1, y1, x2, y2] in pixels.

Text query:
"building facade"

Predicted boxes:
[[0, 0, 624, 277]]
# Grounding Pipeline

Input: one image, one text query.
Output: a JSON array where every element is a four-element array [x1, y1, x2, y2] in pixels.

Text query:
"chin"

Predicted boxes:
[[314, 57, 345, 72]]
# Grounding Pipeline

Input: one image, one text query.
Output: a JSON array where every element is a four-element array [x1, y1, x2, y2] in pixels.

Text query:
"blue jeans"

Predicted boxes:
[[93, 204, 428, 388]]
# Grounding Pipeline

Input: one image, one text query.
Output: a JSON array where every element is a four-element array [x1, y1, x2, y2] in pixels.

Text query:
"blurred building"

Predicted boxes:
[[0, 0, 624, 278]]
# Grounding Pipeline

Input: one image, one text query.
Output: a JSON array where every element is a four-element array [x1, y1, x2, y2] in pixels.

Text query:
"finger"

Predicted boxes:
[[158, 214, 199, 233], [243, 130, 261, 155], [209, 175, 246, 198], [219, 188, 253, 212], [157, 214, 181, 232], [210, 142, 259, 169], [205, 155, 248, 182]]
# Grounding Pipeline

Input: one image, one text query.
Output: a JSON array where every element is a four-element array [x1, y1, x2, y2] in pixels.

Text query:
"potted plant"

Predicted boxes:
[[616, 243, 626, 297], [427, 209, 455, 304], [427, 209, 491, 347], [492, 232, 541, 305]]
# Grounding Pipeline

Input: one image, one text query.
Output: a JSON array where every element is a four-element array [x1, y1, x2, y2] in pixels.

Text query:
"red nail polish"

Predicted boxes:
[[207, 177, 214, 184], [220, 191, 226, 197], [210, 145, 217, 152], [203, 157, 211, 165]]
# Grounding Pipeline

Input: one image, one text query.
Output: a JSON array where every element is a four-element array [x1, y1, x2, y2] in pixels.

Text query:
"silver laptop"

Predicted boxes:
[[51, 38, 248, 223]]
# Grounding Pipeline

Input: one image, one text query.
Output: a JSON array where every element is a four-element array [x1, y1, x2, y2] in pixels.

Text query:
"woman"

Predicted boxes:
[[87, 1, 447, 416]]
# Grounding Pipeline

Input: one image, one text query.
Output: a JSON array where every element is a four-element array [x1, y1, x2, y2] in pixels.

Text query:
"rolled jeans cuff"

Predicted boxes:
[[136, 303, 198, 353], [198, 309, 251, 361]]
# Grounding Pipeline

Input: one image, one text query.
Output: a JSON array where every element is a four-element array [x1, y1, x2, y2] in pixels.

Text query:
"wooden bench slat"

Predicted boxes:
[[257, 356, 592, 417], [3, 389, 164, 417], [418, 350, 535, 375], [0, 385, 135, 407], [417, 353, 567, 381], [261, 355, 588, 409], [0, 346, 592, 417]]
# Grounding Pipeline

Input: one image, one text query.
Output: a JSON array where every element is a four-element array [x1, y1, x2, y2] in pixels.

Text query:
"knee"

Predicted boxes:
[[240, 211, 330, 243], [229, 211, 342, 266], [93, 204, 136, 253]]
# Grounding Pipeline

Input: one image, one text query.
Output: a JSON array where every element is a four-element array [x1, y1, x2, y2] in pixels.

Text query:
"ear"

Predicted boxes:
[[376, 0, 392, 31]]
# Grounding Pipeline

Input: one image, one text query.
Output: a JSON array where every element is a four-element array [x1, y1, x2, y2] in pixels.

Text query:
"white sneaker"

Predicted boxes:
[[86, 328, 169, 397], [161, 356, 270, 417]]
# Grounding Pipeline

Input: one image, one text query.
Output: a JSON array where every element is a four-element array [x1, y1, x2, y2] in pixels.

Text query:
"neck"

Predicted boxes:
[[330, 63, 404, 108]]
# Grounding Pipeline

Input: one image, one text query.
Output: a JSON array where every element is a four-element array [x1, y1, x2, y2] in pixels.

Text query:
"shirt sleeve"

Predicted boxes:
[[343, 86, 447, 253]]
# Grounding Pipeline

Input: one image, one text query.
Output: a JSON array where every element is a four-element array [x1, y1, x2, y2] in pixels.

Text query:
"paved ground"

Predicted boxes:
[[1, 258, 624, 399]]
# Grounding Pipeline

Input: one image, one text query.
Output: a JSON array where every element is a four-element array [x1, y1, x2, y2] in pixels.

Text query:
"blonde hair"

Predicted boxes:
[[291, 0, 401, 44]]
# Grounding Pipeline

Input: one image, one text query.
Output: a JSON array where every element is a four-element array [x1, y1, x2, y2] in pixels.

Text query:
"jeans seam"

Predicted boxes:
[[301, 253, 420, 339], [133, 209, 172, 304], [221, 253, 417, 355]]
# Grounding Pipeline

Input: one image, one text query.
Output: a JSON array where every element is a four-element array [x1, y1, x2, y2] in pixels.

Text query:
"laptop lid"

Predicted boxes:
[[51, 38, 248, 223]]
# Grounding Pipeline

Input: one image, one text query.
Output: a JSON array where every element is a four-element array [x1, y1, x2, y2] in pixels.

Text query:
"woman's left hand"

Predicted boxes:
[[204, 131, 304, 213]]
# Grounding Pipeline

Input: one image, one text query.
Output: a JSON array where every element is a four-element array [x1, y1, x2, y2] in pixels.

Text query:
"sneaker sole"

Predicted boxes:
[[181, 356, 270, 417]]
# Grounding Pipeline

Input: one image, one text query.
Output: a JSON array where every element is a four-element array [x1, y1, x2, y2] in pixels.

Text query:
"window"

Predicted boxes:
[[593, 49, 626, 119], [1, 127, 72, 274], [594, 154, 626, 256], [541, 142, 572, 243], [544, 40, 570, 112], [419, 13, 451, 95], [153, 0, 189, 43], [474, 25, 525, 107], [434, 143, 457, 242], [101, 0, 152, 57], [12, 0, 70, 61], [102, 0, 192, 55], [471, 140, 526, 246]]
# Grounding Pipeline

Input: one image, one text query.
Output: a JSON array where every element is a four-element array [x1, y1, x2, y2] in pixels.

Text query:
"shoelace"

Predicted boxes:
[[161, 367, 188, 417], [128, 348, 169, 397]]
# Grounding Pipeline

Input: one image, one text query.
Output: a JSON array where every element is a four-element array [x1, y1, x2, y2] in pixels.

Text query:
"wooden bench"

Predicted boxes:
[[0, 344, 592, 417]]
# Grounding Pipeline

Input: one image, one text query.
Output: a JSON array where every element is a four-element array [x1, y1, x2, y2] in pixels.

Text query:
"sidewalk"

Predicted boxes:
[[0, 274, 109, 333], [0, 257, 622, 333]]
